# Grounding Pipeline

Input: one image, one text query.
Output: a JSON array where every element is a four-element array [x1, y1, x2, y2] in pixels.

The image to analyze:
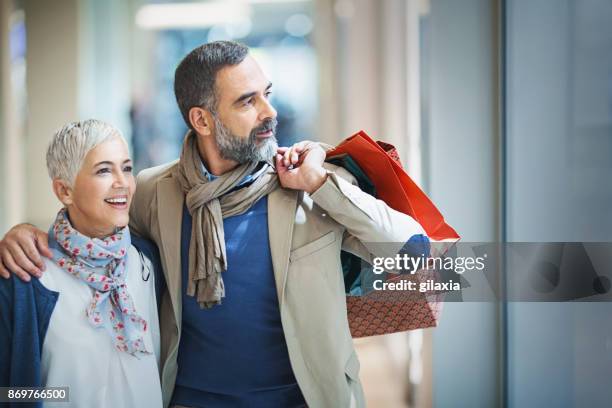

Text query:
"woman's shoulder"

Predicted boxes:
[[0, 260, 59, 307], [129, 239, 165, 302], [38, 258, 70, 292], [130, 237, 161, 267], [128, 244, 152, 269]]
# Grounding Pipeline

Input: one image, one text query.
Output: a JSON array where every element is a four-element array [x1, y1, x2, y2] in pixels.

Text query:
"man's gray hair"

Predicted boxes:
[[174, 41, 249, 128], [46, 119, 123, 186]]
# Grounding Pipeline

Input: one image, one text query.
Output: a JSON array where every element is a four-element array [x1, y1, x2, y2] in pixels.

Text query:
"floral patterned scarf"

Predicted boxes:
[[48, 208, 150, 356]]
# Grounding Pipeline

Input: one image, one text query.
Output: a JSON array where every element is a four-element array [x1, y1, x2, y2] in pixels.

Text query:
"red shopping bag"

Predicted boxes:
[[327, 130, 459, 241], [327, 130, 459, 337]]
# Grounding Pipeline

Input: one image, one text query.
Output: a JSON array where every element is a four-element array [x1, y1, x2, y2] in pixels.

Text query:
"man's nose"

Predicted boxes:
[[259, 97, 277, 122]]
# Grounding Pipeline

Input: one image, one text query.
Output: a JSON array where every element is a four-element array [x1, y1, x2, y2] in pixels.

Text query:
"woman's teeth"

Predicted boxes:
[[105, 198, 127, 204]]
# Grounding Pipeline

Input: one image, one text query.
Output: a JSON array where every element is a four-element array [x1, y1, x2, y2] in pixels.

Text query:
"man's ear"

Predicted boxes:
[[188, 106, 215, 136], [52, 179, 73, 206]]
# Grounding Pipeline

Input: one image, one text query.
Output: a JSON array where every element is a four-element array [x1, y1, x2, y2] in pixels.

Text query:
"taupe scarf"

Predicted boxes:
[[173, 131, 279, 308]]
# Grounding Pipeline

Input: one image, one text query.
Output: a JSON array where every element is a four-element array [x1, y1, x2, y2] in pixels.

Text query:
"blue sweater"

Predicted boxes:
[[171, 196, 306, 408], [0, 236, 164, 408]]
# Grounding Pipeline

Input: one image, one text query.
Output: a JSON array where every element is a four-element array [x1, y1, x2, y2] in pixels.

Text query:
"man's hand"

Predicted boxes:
[[276, 141, 328, 194], [0, 223, 52, 282]]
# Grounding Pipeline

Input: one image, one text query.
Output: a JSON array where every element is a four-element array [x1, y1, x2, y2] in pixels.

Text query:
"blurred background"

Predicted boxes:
[[1, 0, 612, 407]]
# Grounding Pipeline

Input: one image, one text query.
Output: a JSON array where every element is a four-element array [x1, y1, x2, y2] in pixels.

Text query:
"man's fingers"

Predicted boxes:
[[22, 239, 45, 272], [276, 154, 290, 172], [3, 252, 31, 282], [278, 141, 315, 167], [290, 142, 316, 165], [276, 154, 295, 176], [0, 260, 9, 279], [7, 243, 41, 277], [35, 231, 52, 262], [275, 154, 285, 171], [280, 146, 295, 166], [286, 145, 302, 166], [284, 145, 296, 163], [0, 245, 13, 279]]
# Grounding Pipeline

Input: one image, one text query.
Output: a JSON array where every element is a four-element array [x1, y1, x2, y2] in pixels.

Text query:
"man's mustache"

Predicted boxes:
[[252, 118, 277, 136]]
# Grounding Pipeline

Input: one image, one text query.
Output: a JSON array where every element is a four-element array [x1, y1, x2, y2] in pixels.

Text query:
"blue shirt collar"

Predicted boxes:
[[199, 160, 267, 188], [199, 161, 217, 182]]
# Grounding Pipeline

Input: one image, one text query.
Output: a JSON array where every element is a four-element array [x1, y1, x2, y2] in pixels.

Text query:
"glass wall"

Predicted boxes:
[[505, 0, 612, 406], [422, 1, 502, 406]]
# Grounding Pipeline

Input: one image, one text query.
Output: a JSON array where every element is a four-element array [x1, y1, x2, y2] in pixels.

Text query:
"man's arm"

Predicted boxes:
[[0, 166, 159, 281], [0, 192, 149, 281], [276, 141, 426, 258], [0, 224, 51, 281], [310, 166, 426, 255]]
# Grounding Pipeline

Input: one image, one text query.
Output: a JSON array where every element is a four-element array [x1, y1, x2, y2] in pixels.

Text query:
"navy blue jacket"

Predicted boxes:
[[0, 236, 164, 408]]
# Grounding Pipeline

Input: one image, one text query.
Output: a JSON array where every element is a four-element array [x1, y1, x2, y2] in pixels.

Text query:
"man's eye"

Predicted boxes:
[[123, 166, 133, 173], [265, 91, 272, 98], [244, 98, 254, 106]]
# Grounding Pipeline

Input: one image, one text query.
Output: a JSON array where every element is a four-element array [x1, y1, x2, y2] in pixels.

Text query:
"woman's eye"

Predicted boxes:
[[96, 168, 111, 175], [265, 91, 272, 98], [123, 166, 133, 173]]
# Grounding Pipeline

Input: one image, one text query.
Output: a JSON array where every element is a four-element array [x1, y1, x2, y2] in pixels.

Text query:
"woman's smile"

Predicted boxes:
[[104, 195, 129, 210]]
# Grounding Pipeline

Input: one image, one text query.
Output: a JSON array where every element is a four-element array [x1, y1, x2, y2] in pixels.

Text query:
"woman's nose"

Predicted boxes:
[[112, 170, 128, 188]]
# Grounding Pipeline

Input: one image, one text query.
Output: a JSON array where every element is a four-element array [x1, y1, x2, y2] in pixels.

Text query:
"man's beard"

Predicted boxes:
[[213, 116, 278, 164]]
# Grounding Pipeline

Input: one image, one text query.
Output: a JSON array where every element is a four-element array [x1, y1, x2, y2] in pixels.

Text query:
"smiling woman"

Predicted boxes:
[[47, 122, 135, 238], [0, 119, 163, 408]]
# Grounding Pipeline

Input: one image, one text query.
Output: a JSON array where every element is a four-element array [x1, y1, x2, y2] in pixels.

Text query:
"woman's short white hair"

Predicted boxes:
[[46, 119, 124, 186]]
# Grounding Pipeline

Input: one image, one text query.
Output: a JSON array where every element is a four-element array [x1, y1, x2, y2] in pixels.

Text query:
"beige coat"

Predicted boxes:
[[129, 161, 426, 408]]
